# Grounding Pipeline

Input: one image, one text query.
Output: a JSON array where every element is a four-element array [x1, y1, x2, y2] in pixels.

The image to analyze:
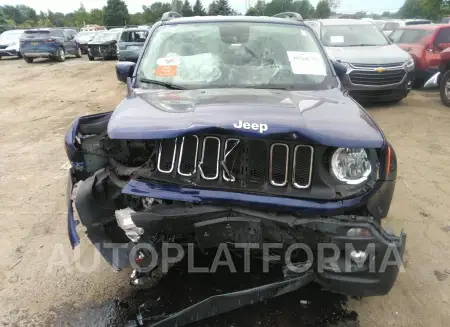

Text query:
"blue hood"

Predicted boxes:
[[107, 88, 384, 148]]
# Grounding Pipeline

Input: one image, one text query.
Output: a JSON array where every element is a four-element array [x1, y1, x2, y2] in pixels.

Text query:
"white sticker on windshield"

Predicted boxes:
[[286, 51, 326, 76], [330, 36, 344, 43], [156, 56, 181, 66]]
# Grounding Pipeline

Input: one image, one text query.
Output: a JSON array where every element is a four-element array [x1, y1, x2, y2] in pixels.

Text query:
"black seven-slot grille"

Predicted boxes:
[[156, 135, 313, 190]]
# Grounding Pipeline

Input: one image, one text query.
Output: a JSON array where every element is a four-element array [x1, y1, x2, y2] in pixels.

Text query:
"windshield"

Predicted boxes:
[[137, 22, 336, 91], [322, 24, 389, 47], [0, 31, 23, 43], [389, 28, 433, 44], [92, 32, 119, 42]]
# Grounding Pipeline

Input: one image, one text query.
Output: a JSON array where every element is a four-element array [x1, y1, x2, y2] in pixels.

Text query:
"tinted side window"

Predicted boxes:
[[50, 30, 63, 38], [435, 28, 450, 44], [121, 31, 148, 42]]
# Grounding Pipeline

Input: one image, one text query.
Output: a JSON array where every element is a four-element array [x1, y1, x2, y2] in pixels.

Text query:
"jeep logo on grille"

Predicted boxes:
[[233, 120, 268, 133]]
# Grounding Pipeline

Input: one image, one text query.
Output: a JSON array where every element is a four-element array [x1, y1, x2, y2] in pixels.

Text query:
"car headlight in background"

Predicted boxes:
[[404, 58, 414, 71], [331, 148, 372, 184]]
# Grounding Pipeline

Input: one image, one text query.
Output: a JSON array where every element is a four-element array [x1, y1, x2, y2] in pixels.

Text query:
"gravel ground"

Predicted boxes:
[[0, 56, 449, 327]]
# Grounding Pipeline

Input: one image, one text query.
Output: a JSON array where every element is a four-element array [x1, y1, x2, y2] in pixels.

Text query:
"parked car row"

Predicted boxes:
[[0, 25, 151, 63], [305, 18, 414, 103]]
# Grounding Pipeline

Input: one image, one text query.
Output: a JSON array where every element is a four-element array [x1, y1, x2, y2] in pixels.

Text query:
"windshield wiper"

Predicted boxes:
[[139, 78, 186, 90]]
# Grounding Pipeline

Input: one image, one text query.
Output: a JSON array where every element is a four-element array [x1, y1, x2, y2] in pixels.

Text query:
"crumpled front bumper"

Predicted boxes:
[[67, 173, 406, 299]]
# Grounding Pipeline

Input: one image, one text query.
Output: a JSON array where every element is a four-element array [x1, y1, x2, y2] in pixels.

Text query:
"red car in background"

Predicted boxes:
[[389, 24, 450, 86]]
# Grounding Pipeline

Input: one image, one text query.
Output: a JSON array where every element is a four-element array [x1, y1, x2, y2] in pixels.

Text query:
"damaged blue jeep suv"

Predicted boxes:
[[65, 11, 406, 326]]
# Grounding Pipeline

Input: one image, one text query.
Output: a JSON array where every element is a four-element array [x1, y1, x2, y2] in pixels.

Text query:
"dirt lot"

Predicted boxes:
[[0, 56, 449, 327]]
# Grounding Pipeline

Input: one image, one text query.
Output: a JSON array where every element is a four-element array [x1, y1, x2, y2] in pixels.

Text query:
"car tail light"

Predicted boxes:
[[45, 38, 57, 43], [19, 39, 25, 44]]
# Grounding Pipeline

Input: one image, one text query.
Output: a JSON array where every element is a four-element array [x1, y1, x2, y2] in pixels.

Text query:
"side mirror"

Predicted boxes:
[[331, 60, 347, 81], [116, 61, 135, 83]]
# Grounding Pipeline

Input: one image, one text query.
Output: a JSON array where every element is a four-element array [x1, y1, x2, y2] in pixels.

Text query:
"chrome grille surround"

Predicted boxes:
[[292, 145, 314, 189], [177, 135, 199, 176], [156, 135, 314, 190], [269, 143, 289, 187], [198, 136, 221, 180], [222, 138, 240, 182], [157, 138, 177, 173]]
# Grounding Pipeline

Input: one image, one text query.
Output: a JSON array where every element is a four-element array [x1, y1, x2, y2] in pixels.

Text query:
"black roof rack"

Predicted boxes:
[[161, 11, 183, 21], [272, 12, 303, 21]]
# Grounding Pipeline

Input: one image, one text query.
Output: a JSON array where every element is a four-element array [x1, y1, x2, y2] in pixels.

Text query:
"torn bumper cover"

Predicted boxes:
[[68, 174, 406, 296]]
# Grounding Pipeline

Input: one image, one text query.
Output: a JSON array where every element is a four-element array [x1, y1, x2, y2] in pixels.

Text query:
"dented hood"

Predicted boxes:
[[107, 88, 384, 148]]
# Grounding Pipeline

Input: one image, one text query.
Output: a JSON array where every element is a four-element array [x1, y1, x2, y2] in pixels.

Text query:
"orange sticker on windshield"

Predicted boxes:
[[154, 65, 177, 77]]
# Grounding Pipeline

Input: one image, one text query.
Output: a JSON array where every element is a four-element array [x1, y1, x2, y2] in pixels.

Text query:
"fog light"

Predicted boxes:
[[347, 228, 372, 238], [350, 250, 368, 264]]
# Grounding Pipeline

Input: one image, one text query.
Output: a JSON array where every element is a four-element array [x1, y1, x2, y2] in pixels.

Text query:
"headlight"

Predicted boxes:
[[404, 58, 414, 70], [330, 148, 372, 185]]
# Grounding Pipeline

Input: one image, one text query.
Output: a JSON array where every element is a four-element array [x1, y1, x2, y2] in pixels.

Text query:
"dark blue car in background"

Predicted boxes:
[[19, 28, 82, 63]]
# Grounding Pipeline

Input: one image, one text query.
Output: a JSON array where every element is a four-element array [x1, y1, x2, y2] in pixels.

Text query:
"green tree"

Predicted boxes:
[[292, 0, 315, 19], [142, 2, 172, 22], [246, 0, 266, 15], [398, 0, 424, 18], [182, 0, 194, 16], [420, 0, 441, 20], [264, 0, 294, 16], [103, 0, 129, 27], [89, 9, 104, 24], [208, 1, 219, 15], [2, 5, 37, 25], [19, 19, 36, 28], [74, 3, 89, 27], [315, 0, 331, 18], [192, 0, 206, 15], [328, 0, 340, 11], [48, 11, 66, 26], [246, 7, 260, 15], [129, 12, 145, 25], [172, 0, 184, 12], [0, 9, 7, 25], [216, 0, 233, 15]]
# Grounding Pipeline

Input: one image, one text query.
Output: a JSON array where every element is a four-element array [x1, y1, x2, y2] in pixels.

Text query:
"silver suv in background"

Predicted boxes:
[[306, 19, 415, 103]]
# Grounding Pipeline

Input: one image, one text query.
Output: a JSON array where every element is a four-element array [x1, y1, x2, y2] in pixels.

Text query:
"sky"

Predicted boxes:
[[1, 0, 404, 15]]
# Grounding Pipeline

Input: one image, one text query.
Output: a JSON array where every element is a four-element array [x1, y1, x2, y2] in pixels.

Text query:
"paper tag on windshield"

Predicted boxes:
[[286, 51, 326, 76], [156, 56, 180, 66], [330, 36, 344, 43], [154, 65, 177, 77]]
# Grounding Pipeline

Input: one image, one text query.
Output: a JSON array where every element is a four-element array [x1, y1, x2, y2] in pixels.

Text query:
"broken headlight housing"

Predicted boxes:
[[330, 148, 372, 185]]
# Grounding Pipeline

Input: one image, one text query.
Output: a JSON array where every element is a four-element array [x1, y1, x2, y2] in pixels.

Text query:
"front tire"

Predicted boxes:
[[23, 56, 33, 63], [75, 46, 82, 58], [88, 53, 95, 61], [439, 71, 450, 107], [55, 47, 65, 62]]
